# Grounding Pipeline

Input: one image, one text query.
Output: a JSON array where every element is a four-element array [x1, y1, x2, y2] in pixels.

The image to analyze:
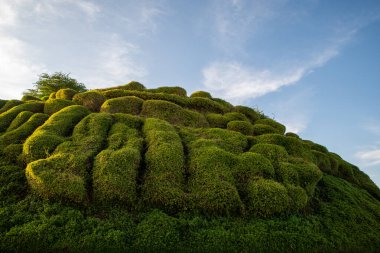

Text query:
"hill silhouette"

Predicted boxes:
[[0, 82, 380, 252]]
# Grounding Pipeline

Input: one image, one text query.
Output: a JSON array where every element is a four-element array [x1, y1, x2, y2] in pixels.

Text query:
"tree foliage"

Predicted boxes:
[[24, 72, 87, 98]]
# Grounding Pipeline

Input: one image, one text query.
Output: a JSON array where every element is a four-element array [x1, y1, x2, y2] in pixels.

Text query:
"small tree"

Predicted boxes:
[[24, 72, 87, 98]]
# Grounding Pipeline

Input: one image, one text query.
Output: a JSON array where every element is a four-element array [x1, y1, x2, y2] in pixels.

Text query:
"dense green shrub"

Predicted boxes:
[[141, 100, 208, 128], [188, 145, 243, 215], [277, 162, 300, 185], [22, 105, 90, 163], [187, 97, 227, 114], [285, 132, 300, 138], [255, 119, 286, 134], [234, 105, 261, 123], [26, 113, 113, 203], [134, 210, 180, 251], [206, 113, 229, 128], [0, 165, 26, 202], [2, 144, 23, 165], [246, 178, 290, 217], [224, 112, 250, 122], [0, 102, 44, 133], [289, 157, 322, 196], [200, 128, 248, 154], [0, 100, 24, 114], [212, 98, 234, 111], [55, 88, 77, 100], [304, 140, 329, 153], [93, 120, 143, 205], [227, 120, 253, 135], [142, 118, 186, 212], [312, 150, 332, 173], [0, 113, 49, 151], [250, 143, 288, 168], [21, 95, 40, 101], [252, 124, 278, 135], [0, 99, 7, 109], [48, 92, 56, 99], [149, 86, 187, 97], [6, 111, 34, 132], [44, 98, 75, 115], [40, 96, 49, 101], [73, 91, 106, 112], [190, 91, 212, 98], [123, 81, 146, 91], [285, 184, 308, 211], [100, 96, 144, 115]]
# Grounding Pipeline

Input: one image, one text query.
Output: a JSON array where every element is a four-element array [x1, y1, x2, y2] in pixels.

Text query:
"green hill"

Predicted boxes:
[[0, 82, 380, 252]]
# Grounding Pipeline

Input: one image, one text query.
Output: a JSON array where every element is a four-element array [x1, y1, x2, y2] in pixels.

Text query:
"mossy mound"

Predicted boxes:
[[0, 83, 380, 252]]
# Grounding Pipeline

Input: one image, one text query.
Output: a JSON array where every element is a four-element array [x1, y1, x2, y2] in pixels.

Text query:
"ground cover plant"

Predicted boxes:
[[0, 84, 380, 252]]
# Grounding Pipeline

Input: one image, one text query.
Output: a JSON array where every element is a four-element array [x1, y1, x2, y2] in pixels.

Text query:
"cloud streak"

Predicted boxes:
[[355, 149, 380, 167]]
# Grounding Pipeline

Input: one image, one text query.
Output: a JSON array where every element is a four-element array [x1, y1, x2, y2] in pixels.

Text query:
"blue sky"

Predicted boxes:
[[1, 0, 380, 186]]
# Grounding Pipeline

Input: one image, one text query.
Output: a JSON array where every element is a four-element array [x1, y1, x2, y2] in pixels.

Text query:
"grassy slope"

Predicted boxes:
[[0, 83, 379, 252]]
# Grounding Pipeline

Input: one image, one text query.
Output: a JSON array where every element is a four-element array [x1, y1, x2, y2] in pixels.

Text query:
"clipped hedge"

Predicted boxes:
[[312, 150, 332, 173], [123, 81, 146, 91], [190, 91, 212, 98], [26, 113, 113, 203], [285, 132, 300, 138], [206, 113, 229, 128], [224, 112, 250, 122], [142, 118, 186, 212], [73, 91, 106, 112], [0, 113, 49, 151], [277, 162, 300, 185], [252, 124, 278, 135], [200, 128, 248, 154], [100, 96, 144, 115], [246, 178, 290, 217], [289, 157, 323, 196], [187, 97, 227, 114], [22, 105, 90, 163], [227, 120, 253, 135], [6, 111, 34, 132], [0, 101, 44, 133], [234, 105, 261, 123], [0, 100, 24, 114], [55, 88, 77, 100], [250, 143, 288, 168], [141, 99, 208, 128], [21, 95, 40, 101], [188, 145, 243, 215], [286, 184, 308, 211], [93, 119, 143, 205], [255, 119, 286, 134], [44, 99, 75, 115], [149, 86, 187, 97]]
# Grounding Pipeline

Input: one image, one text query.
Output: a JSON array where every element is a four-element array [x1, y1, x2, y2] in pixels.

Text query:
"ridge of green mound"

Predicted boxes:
[[0, 83, 380, 252]]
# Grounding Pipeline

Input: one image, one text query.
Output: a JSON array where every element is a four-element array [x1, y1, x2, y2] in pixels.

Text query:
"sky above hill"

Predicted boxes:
[[1, 0, 380, 186]]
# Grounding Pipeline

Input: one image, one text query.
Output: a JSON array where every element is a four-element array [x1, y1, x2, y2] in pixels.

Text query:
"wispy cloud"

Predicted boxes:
[[364, 120, 380, 136], [202, 45, 338, 102], [355, 149, 380, 167]]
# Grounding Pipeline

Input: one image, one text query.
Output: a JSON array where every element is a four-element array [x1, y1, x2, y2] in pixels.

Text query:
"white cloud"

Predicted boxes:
[[0, 1, 18, 26], [80, 35, 146, 88], [202, 45, 338, 102], [0, 36, 46, 99], [355, 149, 380, 167]]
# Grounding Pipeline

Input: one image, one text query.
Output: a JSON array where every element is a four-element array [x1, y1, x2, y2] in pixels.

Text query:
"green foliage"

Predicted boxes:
[[0, 100, 24, 114], [21, 95, 40, 101], [277, 162, 300, 185], [23, 72, 86, 98], [190, 90, 212, 98], [312, 150, 332, 173], [188, 145, 243, 215], [224, 112, 250, 122], [73, 91, 106, 112], [234, 105, 261, 123], [124, 81, 146, 90], [289, 157, 323, 196], [142, 118, 186, 212], [255, 118, 286, 134], [149, 86, 187, 97], [246, 179, 290, 217], [0, 102, 44, 133], [26, 113, 113, 203], [0, 99, 6, 109], [2, 144, 24, 166], [44, 98, 75, 115], [134, 210, 180, 251], [206, 113, 229, 128], [227, 120, 253, 135], [0, 165, 26, 203], [55, 88, 77, 100], [250, 143, 288, 168], [22, 105, 90, 163], [49, 92, 56, 99], [141, 99, 208, 128], [93, 119, 143, 205], [252, 123, 278, 135], [0, 113, 49, 151], [286, 184, 308, 211], [304, 140, 329, 153], [285, 132, 300, 138], [100, 96, 143, 115], [7, 111, 34, 132], [187, 97, 227, 114]]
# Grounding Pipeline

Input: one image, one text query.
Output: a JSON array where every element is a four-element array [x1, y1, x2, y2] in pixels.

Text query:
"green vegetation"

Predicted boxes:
[[0, 83, 380, 252], [23, 72, 86, 98]]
